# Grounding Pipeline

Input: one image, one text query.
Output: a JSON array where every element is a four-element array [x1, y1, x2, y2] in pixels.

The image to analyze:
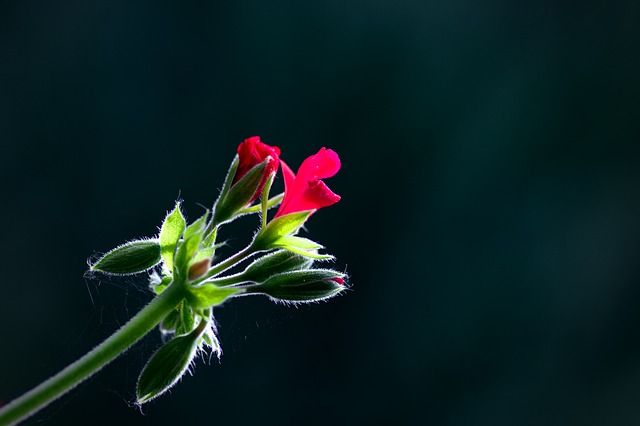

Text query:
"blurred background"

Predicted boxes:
[[1, 1, 639, 425]]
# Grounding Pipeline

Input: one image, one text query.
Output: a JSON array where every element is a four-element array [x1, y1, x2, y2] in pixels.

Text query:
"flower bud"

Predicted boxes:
[[91, 239, 161, 275], [213, 137, 280, 226], [241, 250, 313, 284], [137, 320, 207, 404], [188, 257, 211, 281], [233, 136, 280, 203], [249, 269, 345, 302]]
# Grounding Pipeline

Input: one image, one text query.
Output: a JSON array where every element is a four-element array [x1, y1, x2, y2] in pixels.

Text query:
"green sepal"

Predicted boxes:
[[186, 283, 244, 309], [272, 235, 333, 259], [224, 159, 267, 207], [242, 250, 313, 284], [176, 301, 195, 335], [184, 213, 209, 241], [276, 236, 323, 250], [201, 325, 221, 357], [253, 210, 313, 250], [275, 244, 334, 260], [202, 227, 217, 248], [160, 308, 180, 333], [193, 247, 215, 263], [91, 240, 161, 275], [213, 158, 268, 225], [219, 155, 239, 199], [175, 213, 208, 277], [159, 202, 186, 273], [153, 275, 173, 295], [250, 269, 345, 302], [136, 322, 206, 404]]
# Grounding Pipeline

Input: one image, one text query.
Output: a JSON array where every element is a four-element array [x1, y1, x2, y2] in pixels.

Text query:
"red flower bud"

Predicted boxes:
[[232, 136, 281, 203], [275, 147, 341, 218]]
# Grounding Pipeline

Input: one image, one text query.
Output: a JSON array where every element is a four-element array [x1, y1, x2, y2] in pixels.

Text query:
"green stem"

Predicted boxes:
[[237, 193, 283, 215], [204, 273, 247, 287], [197, 244, 257, 283], [0, 281, 187, 426]]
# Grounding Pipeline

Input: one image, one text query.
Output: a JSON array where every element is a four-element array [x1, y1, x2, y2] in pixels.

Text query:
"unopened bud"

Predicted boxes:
[[188, 258, 211, 281], [242, 250, 313, 284], [137, 320, 207, 404], [250, 269, 346, 302], [91, 239, 161, 275], [213, 158, 271, 226]]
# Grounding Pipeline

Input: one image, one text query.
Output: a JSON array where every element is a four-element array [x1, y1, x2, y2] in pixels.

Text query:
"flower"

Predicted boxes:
[[275, 147, 341, 217], [232, 136, 281, 203]]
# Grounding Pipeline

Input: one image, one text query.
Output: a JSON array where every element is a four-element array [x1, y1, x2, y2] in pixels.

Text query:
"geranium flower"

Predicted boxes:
[[275, 147, 341, 217], [233, 136, 281, 203]]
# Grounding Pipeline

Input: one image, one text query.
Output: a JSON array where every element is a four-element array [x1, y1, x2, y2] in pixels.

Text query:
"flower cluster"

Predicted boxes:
[[89, 136, 346, 404]]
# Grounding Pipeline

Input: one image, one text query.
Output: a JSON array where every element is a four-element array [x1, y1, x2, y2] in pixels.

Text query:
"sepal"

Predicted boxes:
[[151, 274, 172, 295], [186, 283, 244, 309], [160, 308, 180, 334], [159, 202, 186, 273], [176, 301, 195, 336], [213, 158, 269, 225], [253, 210, 313, 249], [174, 213, 208, 277], [271, 236, 334, 260], [202, 323, 222, 359], [159, 301, 198, 336]]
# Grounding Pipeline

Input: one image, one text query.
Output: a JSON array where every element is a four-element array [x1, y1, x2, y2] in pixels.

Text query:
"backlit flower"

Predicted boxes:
[[275, 147, 341, 217]]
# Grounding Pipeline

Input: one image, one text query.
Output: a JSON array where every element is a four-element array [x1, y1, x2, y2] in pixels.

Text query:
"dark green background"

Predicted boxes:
[[1, 1, 639, 425]]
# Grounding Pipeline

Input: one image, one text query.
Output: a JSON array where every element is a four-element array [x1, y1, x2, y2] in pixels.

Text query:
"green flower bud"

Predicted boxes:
[[91, 239, 161, 275], [241, 250, 313, 284], [137, 320, 207, 404], [249, 269, 345, 302], [212, 157, 269, 226]]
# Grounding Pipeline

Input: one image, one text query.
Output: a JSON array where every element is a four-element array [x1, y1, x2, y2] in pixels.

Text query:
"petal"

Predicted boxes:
[[297, 147, 341, 182], [303, 179, 341, 209], [331, 277, 345, 285], [274, 148, 341, 218], [280, 179, 340, 214], [275, 160, 297, 216], [280, 159, 296, 194], [233, 137, 280, 186]]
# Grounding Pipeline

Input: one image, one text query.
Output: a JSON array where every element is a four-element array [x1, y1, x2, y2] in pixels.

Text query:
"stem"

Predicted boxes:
[[204, 273, 246, 287], [201, 244, 257, 281], [237, 193, 283, 215], [0, 281, 186, 426], [260, 173, 275, 230]]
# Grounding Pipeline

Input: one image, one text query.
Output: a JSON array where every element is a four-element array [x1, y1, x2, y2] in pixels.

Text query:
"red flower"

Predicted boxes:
[[275, 147, 341, 217], [233, 136, 281, 203]]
